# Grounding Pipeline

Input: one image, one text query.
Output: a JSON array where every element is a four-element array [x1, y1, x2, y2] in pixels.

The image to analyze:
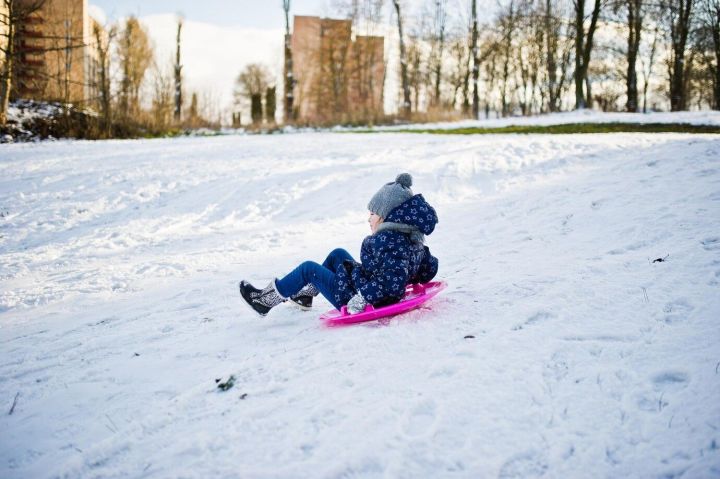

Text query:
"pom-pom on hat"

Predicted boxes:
[[368, 173, 414, 219]]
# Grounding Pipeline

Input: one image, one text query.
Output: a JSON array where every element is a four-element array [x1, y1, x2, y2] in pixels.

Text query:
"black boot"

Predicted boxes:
[[239, 280, 286, 316], [289, 283, 319, 310]]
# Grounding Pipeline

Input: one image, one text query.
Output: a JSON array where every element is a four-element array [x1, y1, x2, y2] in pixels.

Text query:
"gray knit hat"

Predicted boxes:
[[368, 173, 414, 218]]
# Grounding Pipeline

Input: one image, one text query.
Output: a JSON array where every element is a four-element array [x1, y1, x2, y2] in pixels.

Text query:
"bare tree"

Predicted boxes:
[[92, 21, 115, 136], [573, 0, 603, 108], [429, 0, 447, 107], [174, 16, 183, 122], [624, 0, 644, 111], [0, 0, 46, 125], [446, 26, 471, 111], [150, 59, 173, 130], [234, 63, 271, 124], [664, 0, 695, 110], [393, 0, 412, 117], [338, 0, 386, 123], [187, 91, 198, 126], [318, 19, 352, 122], [117, 16, 153, 118], [283, 0, 295, 122], [483, 37, 499, 117], [497, 0, 520, 116], [541, 0, 573, 112], [471, 0, 480, 118], [699, 0, 720, 108], [639, 17, 661, 111], [517, 2, 544, 115], [406, 33, 425, 112], [265, 86, 276, 123]]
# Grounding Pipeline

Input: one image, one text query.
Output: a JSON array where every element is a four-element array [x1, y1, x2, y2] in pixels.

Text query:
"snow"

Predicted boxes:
[[371, 109, 720, 130], [1, 130, 719, 478]]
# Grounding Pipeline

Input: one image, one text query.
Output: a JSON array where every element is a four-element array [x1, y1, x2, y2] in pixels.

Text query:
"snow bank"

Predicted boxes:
[[1, 132, 719, 477]]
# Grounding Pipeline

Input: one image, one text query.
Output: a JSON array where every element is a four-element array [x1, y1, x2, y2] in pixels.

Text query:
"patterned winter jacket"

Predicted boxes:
[[334, 194, 439, 308]]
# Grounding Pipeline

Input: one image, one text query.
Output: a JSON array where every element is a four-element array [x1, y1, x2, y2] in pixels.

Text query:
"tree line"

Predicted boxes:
[[243, 0, 718, 127], [385, 0, 720, 118], [3, 0, 719, 137]]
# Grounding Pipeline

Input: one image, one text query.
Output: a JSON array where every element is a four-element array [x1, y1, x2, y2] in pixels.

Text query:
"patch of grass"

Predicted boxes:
[[350, 122, 720, 135]]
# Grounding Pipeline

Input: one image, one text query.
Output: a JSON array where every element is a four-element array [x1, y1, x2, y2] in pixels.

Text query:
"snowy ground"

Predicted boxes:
[[1, 131, 719, 478], [370, 110, 720, 131]]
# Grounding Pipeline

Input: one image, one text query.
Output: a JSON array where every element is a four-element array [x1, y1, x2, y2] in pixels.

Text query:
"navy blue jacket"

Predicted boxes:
[[334, 194, 439, 307]]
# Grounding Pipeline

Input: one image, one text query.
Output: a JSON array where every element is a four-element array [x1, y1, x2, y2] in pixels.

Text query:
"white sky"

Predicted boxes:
[[88, 0, 333, 29]]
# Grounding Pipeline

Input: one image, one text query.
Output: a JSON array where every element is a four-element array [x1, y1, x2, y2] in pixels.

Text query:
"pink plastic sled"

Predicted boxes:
[[319, 281, 447, 326]]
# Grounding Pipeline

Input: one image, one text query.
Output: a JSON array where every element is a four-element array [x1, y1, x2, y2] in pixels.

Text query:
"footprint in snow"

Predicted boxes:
[[498, 450, 549, 479], [400, 399, 438, 437], [512, 311, 556, 331], [696, 169, 718, 177], [660, 299, 694, 324], [701, 237, 720, 251], [542, 351, 570, 384], [651, 371, 690, 391]]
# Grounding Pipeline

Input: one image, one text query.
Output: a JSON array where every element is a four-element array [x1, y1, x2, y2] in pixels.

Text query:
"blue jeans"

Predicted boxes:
[[275, 248, 355, 309]]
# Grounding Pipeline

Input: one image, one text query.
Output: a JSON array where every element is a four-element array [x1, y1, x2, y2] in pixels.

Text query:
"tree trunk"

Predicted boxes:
[[574, 0, 601, 109], [585, 75, 592, 108], [626, 0, 642, 112], [265, 86, 276, 123], [0, 2, 15, 126], [93, 24, 112, 137], [669, 0, 694, 111], [471, 0, 480, 119], [283, 0, 295, 122], [251, 94, 263, 124], [433, 0, 446, 107], [393, 0, 411, 118], [574, 0, 586, 109], [174, 19, 183, 122], [584, 0, 601, 108], [462, 62, 470, 114], [545, 0, 558, 112], [709, 1, 720, 110]]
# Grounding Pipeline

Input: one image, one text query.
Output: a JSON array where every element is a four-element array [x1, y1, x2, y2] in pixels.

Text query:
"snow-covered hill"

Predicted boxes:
[[1, 131, 719, 478]]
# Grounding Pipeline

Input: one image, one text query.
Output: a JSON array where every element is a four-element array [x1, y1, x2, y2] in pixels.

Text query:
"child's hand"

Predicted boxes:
[[347, 293, 368, 314]]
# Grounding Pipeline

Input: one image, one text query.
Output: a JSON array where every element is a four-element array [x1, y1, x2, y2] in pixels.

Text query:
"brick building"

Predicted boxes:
[[13, 0, 102, 105], [291, 15, 384, 124]]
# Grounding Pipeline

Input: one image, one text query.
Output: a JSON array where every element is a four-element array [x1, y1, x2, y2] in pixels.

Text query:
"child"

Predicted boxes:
[[239, 173, 439, 316]]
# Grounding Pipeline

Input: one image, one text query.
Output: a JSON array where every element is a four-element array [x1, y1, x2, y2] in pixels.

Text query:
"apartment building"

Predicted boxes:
[[291, 15, 385, 124], [13, 0, 102, 105]]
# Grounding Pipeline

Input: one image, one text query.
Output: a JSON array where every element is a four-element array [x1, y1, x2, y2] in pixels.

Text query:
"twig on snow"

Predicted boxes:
[[651, 254, 669, 264], [8, 392, 19, 415]]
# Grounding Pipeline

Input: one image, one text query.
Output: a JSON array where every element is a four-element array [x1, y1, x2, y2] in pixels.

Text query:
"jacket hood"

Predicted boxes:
[[383, 194, 438, 235]]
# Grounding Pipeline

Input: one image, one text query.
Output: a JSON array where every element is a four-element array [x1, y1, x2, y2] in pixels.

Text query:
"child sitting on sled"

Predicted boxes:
[[239, 173, 439, 316]]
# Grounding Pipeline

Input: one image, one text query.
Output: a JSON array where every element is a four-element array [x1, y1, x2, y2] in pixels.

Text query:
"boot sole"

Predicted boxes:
[[289, 301, 312, 311]]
